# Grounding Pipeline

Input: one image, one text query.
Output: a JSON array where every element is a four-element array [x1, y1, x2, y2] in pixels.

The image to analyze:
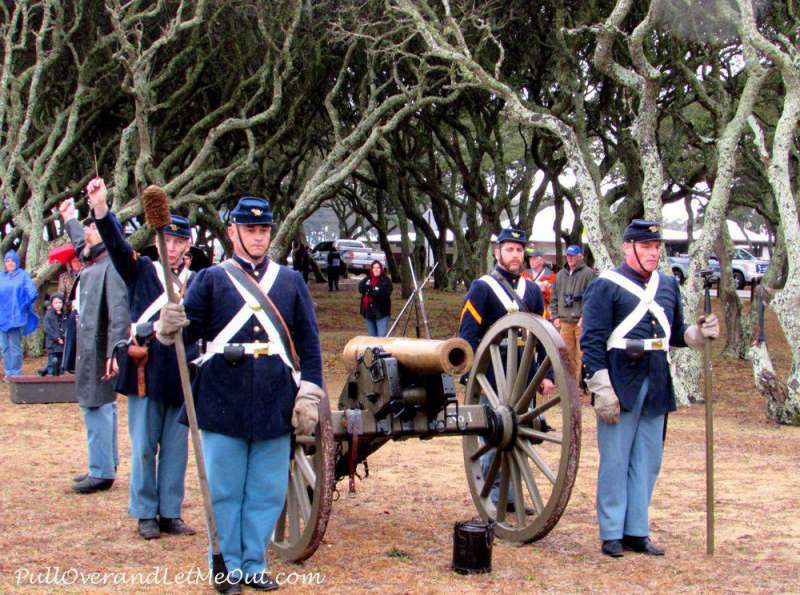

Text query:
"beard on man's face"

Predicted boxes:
[[498, 253, 522, 273]]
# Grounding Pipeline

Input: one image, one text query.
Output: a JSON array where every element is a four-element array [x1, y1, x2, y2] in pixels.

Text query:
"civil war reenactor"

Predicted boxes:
[[58, 199, 130, 494], [86, 177, 197, 540], [156, 196, 324, 593], [551, 244, 596, 385], [581, 219, 720, 558], [458, 228, 555, 515]]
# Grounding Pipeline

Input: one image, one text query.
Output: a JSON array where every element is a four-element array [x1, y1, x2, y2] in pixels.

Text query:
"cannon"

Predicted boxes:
[[270, 312, 581, 562]]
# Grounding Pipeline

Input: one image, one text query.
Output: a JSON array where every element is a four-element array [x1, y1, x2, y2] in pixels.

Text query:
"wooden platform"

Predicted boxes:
[[8, 375, 77, 404]]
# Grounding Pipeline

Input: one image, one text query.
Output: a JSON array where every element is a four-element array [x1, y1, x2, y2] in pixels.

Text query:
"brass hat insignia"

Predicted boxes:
[[512, 231, 520, 238], [649, 225, 659, 233], [251, 208, 263, 216], [169, 224, 178, 231]]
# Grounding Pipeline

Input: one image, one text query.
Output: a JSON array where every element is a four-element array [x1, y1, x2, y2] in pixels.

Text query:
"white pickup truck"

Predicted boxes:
[[728, 247, 769, 289], [669, 247, 768, 289], [311, 239, 387, 273]]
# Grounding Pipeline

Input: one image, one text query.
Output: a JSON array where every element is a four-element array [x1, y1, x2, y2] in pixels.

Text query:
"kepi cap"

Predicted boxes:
[[228, 196, 273, 226], [163, 214, 191, 239], [496, 227, 527, 246], [623, 219, 662, 242]]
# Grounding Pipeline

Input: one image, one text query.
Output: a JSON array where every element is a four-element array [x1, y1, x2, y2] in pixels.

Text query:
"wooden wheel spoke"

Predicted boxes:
[[510, 331, 535, 406], [286, 477, 301, 543], [496, 454, 510, 523], [518, 427, 562, 445], [518, 395, 562, 425], [505, 328, 518, 393], [470, 440, 493, 462], [509, 454, 526, 526], [480, 449, 502, 499], [476, 373, 501, 408], [515, 355, 551, 414], [517, 438, 557, 484], [513, 447, 544, 513], [294, 446, 317, 488], [275, 505, 287, 543], [490, 344, 509, 403], [292, 465, 312, 521]]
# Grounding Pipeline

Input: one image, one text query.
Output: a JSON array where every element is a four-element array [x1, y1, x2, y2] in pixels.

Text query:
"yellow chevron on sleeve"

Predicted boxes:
[[460, 299, 482, 325]]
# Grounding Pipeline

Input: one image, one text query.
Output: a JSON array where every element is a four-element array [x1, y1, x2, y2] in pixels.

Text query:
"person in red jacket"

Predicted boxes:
[[521, 247, 556, 319], [358, 261, 393, 336]]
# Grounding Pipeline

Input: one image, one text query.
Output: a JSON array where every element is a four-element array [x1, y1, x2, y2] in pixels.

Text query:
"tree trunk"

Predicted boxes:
[[739, 0, 800, 425], [715, 228, 747, 358]]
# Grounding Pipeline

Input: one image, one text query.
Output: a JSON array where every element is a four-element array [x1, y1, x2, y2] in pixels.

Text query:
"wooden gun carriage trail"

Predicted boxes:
[[271, 311, 581, 562]]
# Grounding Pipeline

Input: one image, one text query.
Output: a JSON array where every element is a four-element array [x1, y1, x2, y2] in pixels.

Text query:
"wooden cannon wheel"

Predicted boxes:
[[270, 395, 336, 562], [462, 312, 581, 543]]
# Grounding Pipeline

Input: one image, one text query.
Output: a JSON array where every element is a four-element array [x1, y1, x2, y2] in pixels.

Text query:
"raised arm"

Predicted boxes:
[[59, 199, 87, 259], [86, 178, 141, 284]]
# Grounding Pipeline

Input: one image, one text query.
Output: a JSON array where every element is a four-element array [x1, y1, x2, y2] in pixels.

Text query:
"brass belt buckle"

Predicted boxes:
[[253, 343, 270, 358], [650, 339, 664, 350]]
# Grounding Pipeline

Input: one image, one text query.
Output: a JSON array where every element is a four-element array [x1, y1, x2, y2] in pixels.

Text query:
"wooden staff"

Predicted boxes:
[[141, 186, 228, 579], [700, 269, 715, 555]]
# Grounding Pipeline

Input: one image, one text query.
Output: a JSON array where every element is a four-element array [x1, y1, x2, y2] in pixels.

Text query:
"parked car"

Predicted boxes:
[[311, 239, 387, 273], [728, 247, 769, 289], [668, 255, 721, 285]]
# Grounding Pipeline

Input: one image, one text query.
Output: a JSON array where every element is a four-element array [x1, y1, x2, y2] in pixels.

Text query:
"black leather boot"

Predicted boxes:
[[137, 518, 161, 540], [623, 535, 664, 556], [158, 517, 196, 535], [72, 476, 114, 494], [243, 572, 279, 591], [601, 539, 624, 557]]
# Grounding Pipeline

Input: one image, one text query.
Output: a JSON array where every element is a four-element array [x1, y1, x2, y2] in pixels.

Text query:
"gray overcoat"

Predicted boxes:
[[65, 219, 131, 408]]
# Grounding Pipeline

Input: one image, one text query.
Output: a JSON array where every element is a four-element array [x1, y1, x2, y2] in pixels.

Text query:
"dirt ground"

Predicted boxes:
[[1, 277, 798, 593]]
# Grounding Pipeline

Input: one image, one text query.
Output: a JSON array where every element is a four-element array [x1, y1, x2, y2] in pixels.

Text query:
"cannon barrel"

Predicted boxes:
[[342, 336, 473, 376]]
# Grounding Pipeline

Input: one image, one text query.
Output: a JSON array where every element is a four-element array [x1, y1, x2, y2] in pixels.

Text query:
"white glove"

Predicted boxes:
[[292, 381, 325, 435], [684, 314, 720, 350], [587, 369, 620, 425], [155, 303, 189, 345]]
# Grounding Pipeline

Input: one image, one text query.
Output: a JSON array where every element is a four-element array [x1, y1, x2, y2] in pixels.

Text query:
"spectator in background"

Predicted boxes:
[[57, 255, 83, 306], [551, 244, 596, 385], [327, 246, 342, 291], [359, 260, 392, 336], [0, 250, 39, 381], [522, 247, 556, 319], [42, 292, 68, 376], [292, 240, 310, 283]]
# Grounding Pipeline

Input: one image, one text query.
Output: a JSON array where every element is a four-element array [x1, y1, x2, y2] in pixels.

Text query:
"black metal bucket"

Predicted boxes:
[[452, 519, 495, 574]]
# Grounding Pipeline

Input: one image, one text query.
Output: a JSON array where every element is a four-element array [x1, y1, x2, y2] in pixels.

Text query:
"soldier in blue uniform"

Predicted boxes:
[[459, 228, 555, 514], [581, 219, 720, 558], [157, 197, 324, 593], [86, 177, 197, 540]]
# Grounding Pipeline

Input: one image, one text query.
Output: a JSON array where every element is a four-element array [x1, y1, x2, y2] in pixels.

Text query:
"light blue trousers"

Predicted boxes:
[[80, 401, 119, 480], [202, 430, 290, 578], [127, 396, 188, 519], [596, 378, 664, 540], [365, 316, 389, 337], [0, 328, 23, 377]]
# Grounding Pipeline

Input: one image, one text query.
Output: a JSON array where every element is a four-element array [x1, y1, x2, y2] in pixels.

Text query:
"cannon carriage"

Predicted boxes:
[[270, 312, 582, 562]]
